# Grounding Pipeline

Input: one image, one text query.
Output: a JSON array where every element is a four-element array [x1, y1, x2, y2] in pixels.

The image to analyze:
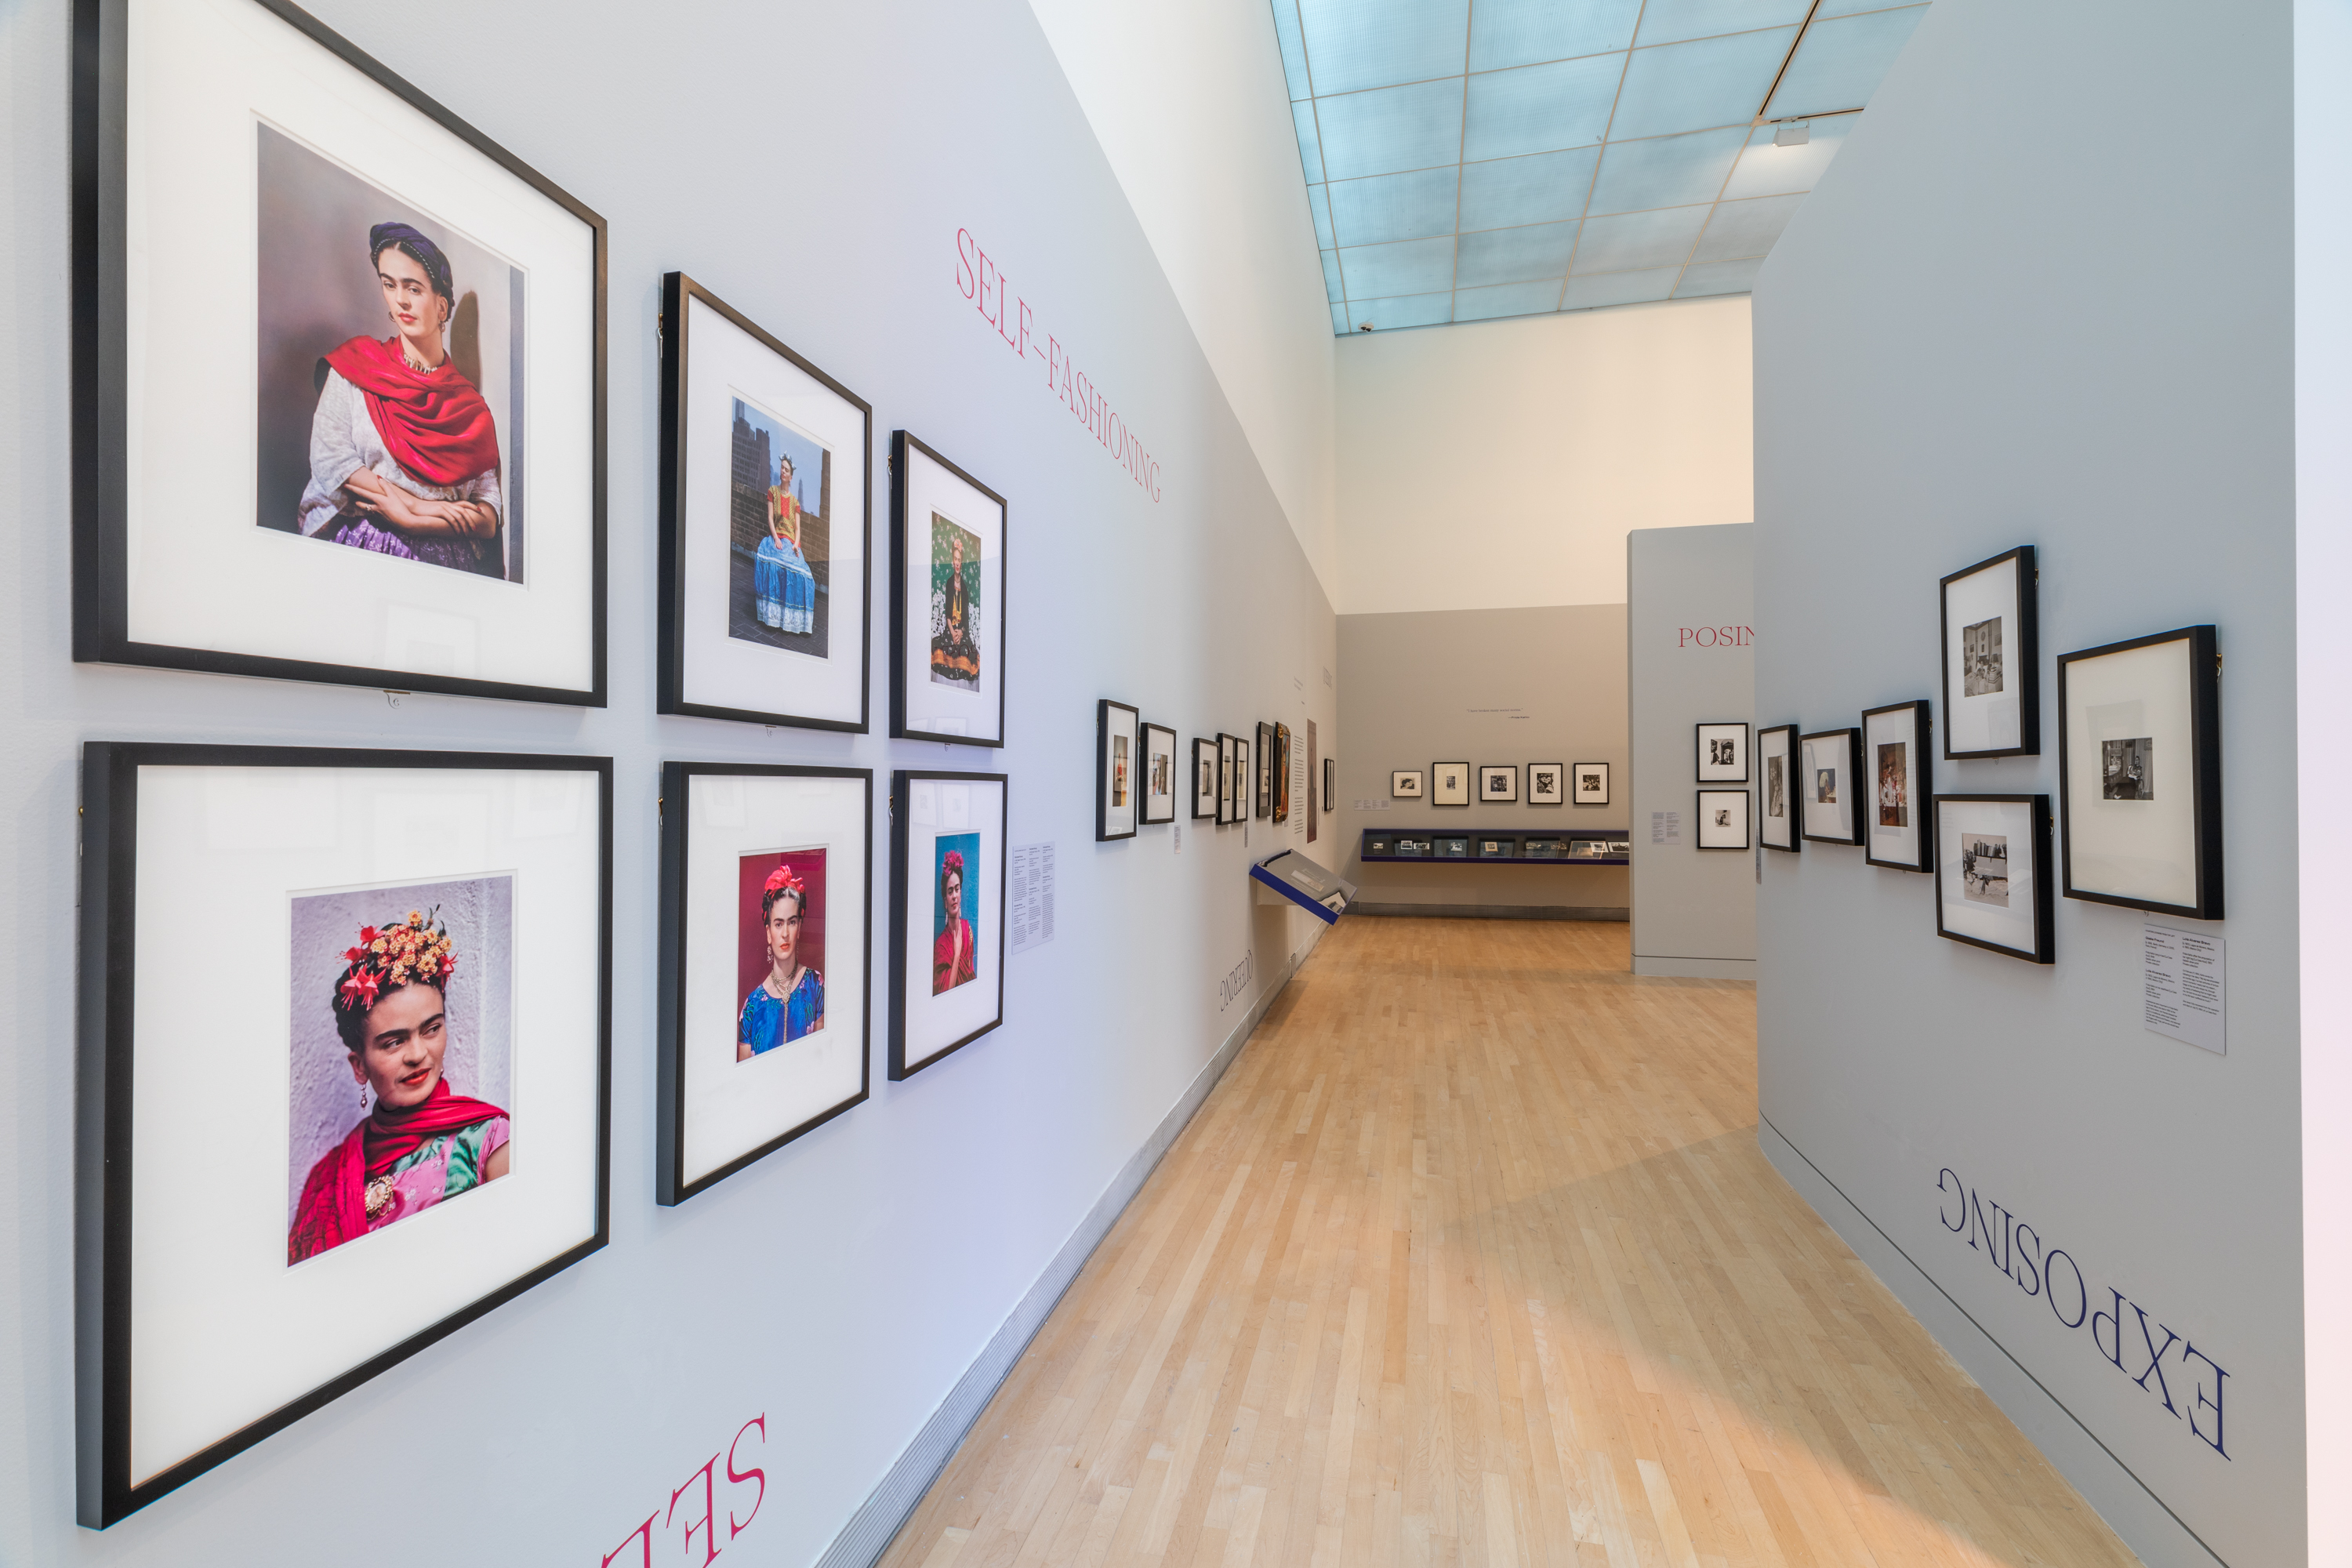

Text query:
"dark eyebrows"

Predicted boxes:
[[368, 1010, 445, 1050]]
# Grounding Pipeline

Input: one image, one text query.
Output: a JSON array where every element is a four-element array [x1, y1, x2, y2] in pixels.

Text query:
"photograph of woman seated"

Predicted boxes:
[[756, 453, 818, 635], [296, 221, 506, 577], [738, 862, 825, 1058], [288, 910, 511, 1264], [933, 847, 978, 995]]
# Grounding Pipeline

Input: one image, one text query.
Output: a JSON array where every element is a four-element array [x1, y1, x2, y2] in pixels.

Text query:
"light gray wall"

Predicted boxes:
[[1753, 2, 2299, 1565], [0, 0, 1338, 1562], [1334, 606, 1628, 916], [1628, 524, 1755, 975]]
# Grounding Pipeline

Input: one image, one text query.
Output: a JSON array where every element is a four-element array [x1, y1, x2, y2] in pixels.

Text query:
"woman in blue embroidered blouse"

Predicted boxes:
[[738, 862, 824, 1059]]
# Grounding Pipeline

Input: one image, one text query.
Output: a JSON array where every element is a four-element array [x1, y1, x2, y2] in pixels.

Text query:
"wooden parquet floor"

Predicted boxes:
[[877, 917, 2140, 1568]]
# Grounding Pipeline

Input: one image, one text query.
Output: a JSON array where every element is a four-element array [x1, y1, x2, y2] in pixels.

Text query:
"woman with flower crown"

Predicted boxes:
[[738, 863, 824, 1058], [288, 910, 510, 1264], [932, 850, 977, 995]]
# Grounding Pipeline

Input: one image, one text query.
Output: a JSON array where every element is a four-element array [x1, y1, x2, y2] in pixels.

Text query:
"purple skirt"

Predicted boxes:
[[330, 516, 487, 576]]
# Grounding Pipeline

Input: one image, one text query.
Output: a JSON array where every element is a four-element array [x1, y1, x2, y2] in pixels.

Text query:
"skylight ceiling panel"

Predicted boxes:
[[1295, 0, 1470, 96], [1456, 220, 1581, 287], [1609, 28, 1796, 140], [1308, 183, 1336, 248], [1570, 205, 1711, 272], [1675, 257, 1766, 296], [1458, 147, 1602, 229], [1271, 0, 1312, 97], [1314, 78, 1466, 180], [1813, 0, 1926, 16], [1468, 0, 1642, 71], [1719, 116, 1855, 198], [1349, 290, 1455, 329], [1330, 167, 1462, 246], [1292, 100, 1327, 183], [1330, 302, 1352, 334], [1463, 54, 1625, 162], [1634, 0, 1813, 48], [1338, 234, 1457, 297], [1320, 249, 1345, 303], [1562, 267, 1681, 310], [1691, 192, 1805, 260], [1454, 279, 1564, 321], [1588, 127, 1747, 215], [1764, 5, 1927, 118]]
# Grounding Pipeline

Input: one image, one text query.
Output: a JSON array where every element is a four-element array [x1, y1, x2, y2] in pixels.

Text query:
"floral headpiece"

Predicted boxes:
[[333, 909, 456, 1019], [941, 851, 965, 882], [760, 863, 806, 919]]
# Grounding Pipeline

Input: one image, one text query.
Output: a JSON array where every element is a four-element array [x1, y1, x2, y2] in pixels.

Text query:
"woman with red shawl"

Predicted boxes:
[[932, 850, 978, 995], [296, 221, 506, 577], [289, 910, 510, 1264]]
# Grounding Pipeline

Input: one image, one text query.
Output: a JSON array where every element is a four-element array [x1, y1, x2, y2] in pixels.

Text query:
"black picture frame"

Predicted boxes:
[[1192, 736, 1218, 821], [1096, 699, 1140, 842], [657, 273, 873, 731], [77, 742, 612, 1527], [1757, 724, 1800, 853], [1478, 764, 1519, 803], [1142, 723, 1178, 826], [1571, 762, 1610, 806], [1696, 722, 1750, 783], [1391, 769, 1424, 799], [1527, 762, 1566, 806], [1432, 761, 1471, 808], [656, 761, 871, 1206], [1254, 722, 1274, 818], [1861, 700, 1933, 873], [1933, 793, 2056, 964], [1798, 728, 1865, 845], [1275, 724, 1293, 822], [891, 430, 1008, 747], [2056, 626, 2223, 920], [1323, 756, 1336, 813], [72, 0, 608, 708], [1218, 733, 1240, 825], [1696, 789, 1751, 849], [1940, 546, 2040, 760], [887, 770, 1009, 1079]]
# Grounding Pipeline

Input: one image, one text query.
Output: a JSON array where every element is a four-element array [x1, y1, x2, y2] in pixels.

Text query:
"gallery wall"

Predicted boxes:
[[0, 0, 1339, 1564], [1627, 525, 1755, 978], [1752, 2, 2299, 1564], [1334, 606, 1629, 916], [1332, 296, 1752, 615]]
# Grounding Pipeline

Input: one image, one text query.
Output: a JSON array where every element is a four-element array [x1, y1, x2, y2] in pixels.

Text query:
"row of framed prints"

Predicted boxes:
[[1098, 714, 1333, 837], [74, 0, 1003, 745], [75, 744, 1002, 1526], [1752, 606, 2222, 965], [1390, 761, 1609, 806]]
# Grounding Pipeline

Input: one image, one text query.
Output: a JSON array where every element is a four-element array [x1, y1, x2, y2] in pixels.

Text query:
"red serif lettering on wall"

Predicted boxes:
[[600, 1415, 767, 1566], [1677, 626, 1755, 648]]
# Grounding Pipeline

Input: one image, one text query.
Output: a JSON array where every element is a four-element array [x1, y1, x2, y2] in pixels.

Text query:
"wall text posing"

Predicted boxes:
[[1936, 1168, 2228, 1460], [1678, 625, 1754, 648]]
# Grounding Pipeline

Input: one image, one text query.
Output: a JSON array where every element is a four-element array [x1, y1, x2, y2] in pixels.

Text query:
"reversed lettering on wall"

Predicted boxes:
[[601, 1414, 768, 1565], [1218, 949, 1254, 1012], [953, 227, 1162, 501], [1936, 1167, 2230, 1461]]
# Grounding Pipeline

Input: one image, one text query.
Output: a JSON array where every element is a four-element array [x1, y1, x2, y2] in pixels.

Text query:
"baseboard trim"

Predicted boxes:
[[1352, 902, 1628, 921], [813, 930, 1318, 1568], [1757, 1114, 2230, 1568], [1631, 954, 1755, 979]]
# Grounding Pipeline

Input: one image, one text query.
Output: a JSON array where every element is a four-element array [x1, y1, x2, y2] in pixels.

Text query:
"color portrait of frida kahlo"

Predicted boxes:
[[289, 910, 510, 1264], [739, 860, 825, 1059]]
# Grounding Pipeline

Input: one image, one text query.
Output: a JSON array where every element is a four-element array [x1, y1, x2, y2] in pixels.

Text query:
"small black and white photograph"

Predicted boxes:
[[1696, 789, 1750, 850], [1432, 762, 1470, 808], [1758, 725, 1799, 854], [1391, 769, 1424, 799], [1767, 757, 1785, 818], [2101, 737, 2153, 800], [1963, 615, 2003, 696], [1528, 764, 1565, 805], [1695, 723, 1750, 783], [1815, 768, 1837, 803], [1962, 833, 2009, 905], [1799, 728, 1862, 846], [1572, 762, 1610, 805], [1478, 764, 1517, 804]]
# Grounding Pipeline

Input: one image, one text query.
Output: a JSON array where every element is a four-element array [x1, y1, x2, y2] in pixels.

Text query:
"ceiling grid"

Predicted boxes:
[[1273, 0, 1929, 334]]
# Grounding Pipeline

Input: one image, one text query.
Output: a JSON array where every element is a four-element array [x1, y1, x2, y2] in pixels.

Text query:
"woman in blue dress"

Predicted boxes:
[[754, 453, 817, 636], [738, 862, 824, 1058]]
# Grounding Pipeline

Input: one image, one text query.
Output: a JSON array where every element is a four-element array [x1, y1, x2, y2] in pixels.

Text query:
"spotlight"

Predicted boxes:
[[1773, 122, 1809, 147], [1358, 321, 1374, 332]]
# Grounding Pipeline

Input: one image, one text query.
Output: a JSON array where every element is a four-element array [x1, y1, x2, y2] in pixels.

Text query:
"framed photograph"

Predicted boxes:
[[1141, 724, 1178, 826], [1862, 701, 1933, 872], [77, 743, 610, 1526], [1572, 763, 1610, 806], [2057, 626, 2223, 919], [1305, 722, 1318, 842], [1479, 764, 1519, 803], [1696, 723, 1750, 783], [889, 771, 1007, 1078], [1192, 737, 1218, 821], [1432, 761, 1471, 808], [1934, 794, 2056, 963], [1225, 732, 1249, 826], [659, 274, 869, 731], [1527, 764, 1565, 806], [1799, 728, 1864, 845], [1758, 725, 1798, 853], [1697, 789, 1751, 849], [657, 763, 869, 1206], [1323, 756, 1336, 812], [1096, 699, 1140, 841], [73, 0, 604, 706], [891, 431, 1007, 746], [1940, 546, 2038, 759], [1254, 723, 1275, 819], [1392, 769, 1425, 799], [1276, 724, 1294, 822]]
